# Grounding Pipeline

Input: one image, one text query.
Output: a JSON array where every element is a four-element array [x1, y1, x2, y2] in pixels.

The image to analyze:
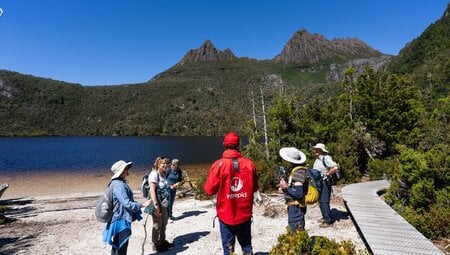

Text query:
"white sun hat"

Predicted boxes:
[[313, 143, 329, 153], [111, 160, 133, 179], [279, 147, 306, 164]]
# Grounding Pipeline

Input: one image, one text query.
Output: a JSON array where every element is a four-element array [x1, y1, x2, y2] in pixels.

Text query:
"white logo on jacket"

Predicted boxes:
[[227, 177, 247, 199], [230, 177, 243, 192]]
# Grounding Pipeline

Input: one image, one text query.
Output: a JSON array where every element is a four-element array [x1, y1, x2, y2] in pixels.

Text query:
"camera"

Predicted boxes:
[[278, 166, 288, 181]]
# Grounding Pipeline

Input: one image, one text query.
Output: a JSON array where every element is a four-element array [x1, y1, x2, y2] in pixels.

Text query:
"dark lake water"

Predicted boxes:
[[0, 136, 224, 174]]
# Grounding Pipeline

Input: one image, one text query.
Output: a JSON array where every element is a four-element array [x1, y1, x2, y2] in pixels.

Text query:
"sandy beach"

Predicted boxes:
[[0, 170, 367, 255]]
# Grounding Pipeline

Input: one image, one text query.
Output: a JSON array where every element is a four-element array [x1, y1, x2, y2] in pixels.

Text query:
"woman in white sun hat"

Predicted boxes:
[[278, 147, 309, 233], [103, 160, 151, 255], [312, 143, 338, 228]]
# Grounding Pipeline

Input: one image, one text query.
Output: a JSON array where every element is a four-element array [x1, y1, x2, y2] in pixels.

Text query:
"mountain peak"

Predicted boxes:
[[273, 28, 382, 63], [178, 40, 236, 65]]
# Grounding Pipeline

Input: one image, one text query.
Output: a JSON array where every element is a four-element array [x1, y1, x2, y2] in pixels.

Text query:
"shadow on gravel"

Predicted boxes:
[[0, 198, 37, 218], [146, 231, 210, 255], [0, 228, 38, 254], [330, 208, 350, 222], [0, 198, 38, 254], [173, 210, 207, 221]]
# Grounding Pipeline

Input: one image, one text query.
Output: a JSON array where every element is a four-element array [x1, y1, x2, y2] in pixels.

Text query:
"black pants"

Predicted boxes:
[[111, 228, 131, 255]]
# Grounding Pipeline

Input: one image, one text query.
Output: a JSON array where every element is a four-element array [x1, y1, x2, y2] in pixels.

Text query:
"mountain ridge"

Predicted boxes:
[[1, 16, 446, 137], [274, 29, 384, 63], [176, 28, 387, 67]]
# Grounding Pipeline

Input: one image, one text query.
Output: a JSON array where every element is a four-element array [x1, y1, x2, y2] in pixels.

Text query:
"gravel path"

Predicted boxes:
[[0, 186, 367, 255]]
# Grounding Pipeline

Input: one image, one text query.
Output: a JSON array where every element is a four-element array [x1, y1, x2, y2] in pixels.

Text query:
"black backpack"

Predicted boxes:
[[322, 156, 341, 185], [141, 171, 150, 198]]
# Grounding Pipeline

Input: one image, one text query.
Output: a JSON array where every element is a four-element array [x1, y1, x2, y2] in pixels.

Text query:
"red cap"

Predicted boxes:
[[223, 132, 239, 147]]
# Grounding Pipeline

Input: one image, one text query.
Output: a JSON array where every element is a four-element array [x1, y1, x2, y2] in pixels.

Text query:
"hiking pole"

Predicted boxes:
[[141, 213, 149, 255]]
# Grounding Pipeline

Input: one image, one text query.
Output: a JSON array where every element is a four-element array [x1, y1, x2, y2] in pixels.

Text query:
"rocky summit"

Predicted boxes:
[[273, 29, 383, 63], [178, 39, 236, 65]]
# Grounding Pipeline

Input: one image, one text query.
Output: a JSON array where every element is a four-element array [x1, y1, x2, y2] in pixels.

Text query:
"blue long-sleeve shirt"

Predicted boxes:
[[285, 184, 305, 201], [103, 178, 142, 249], [110, 179, 142, 223]]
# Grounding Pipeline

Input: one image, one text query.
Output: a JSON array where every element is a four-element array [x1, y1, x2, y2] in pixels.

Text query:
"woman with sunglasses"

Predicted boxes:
[[148, 156, 174, 252]]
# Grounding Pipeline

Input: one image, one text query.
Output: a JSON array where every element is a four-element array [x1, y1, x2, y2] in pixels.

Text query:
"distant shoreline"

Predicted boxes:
[[0, 163, 210, 200]]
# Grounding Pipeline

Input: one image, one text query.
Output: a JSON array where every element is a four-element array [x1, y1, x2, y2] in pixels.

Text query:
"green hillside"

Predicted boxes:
[[0, 59, 357, 137], [388, 3, 449, 105]]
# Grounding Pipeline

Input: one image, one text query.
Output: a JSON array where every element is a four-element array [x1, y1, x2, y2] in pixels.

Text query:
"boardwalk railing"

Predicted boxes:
[[342, 180, 444, 255]]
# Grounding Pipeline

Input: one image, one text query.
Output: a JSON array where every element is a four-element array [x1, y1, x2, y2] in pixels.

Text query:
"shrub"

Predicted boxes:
[[402, 204, 450, 240], [367, 158, 399, 180], [409, 178, 435, 209], [254, 159, 278, 192], [270, 228, 367, 255], [194, 176, 212, 200]]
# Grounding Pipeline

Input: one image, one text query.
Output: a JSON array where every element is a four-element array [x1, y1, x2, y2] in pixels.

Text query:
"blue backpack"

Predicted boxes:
[[306, 168, 323, 192]]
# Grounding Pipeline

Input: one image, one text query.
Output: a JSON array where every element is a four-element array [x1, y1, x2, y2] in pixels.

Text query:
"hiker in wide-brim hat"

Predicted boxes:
[[312, 143, 338, 228], [278, 147, 309, 233], [103, 160, 151, 255]]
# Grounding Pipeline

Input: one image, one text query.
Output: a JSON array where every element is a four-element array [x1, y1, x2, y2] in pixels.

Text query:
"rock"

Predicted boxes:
[[0, 183, 9, 199]]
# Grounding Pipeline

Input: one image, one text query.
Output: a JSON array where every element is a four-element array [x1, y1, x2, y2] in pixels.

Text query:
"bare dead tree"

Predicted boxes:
[[260, 88, 269, 159], [251, 90, 257, 129], [353, 122, 385, 159], [343, 67, 356, 121]]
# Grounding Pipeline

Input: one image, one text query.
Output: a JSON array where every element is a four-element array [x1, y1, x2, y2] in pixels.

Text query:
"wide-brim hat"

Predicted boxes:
[[111, 160, 133, 179], [279, 147, 306, 164], [313, 143, 329, 153]]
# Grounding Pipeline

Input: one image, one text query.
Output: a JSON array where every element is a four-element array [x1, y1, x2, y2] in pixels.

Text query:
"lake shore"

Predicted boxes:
[[0, 164, 211, 200], [0, 170, 368, 255]]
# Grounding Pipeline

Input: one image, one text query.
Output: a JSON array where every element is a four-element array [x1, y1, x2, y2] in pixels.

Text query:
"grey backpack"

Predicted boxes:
[[95, 181, 117, 223]]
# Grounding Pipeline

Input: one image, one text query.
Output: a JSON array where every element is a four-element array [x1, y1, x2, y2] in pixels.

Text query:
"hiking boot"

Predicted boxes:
[[319, 222, 333, 228], [153, 244, 168, 252], [317, 218, 325, 224], [162, 240, 174, 248]]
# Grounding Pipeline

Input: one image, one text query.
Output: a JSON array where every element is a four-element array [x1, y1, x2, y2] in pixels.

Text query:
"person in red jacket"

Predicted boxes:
[[204, 132, 258, 255]]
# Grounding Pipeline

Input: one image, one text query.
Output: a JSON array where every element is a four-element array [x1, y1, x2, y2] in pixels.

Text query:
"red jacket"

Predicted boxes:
[[204, 149, 258, 225]]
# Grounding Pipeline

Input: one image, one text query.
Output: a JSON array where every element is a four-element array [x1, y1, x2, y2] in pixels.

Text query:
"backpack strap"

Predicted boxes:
[[287, 166, 309, 207], [108, 180, 122, 213], [288, 166, 307, 186], [232, 158, 239, 172], [322, 155, 329, 169]]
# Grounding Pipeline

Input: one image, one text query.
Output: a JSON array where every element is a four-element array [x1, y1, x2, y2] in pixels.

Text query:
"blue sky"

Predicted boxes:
[[0, 1, 447, 85]]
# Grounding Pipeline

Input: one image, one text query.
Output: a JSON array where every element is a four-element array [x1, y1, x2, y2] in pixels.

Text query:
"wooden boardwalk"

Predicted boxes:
[[342, 180, 444, 255]]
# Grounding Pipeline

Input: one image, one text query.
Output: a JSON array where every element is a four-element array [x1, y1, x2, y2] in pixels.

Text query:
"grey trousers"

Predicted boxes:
[[151, 206, 169, 245]]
